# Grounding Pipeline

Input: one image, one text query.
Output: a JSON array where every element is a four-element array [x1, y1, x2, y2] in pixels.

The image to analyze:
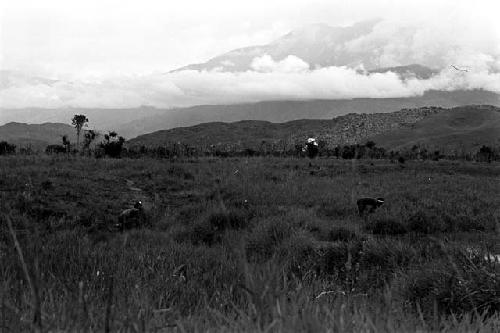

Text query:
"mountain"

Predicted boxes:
[[126, 106, 441, 148], [2, 90, 498, 140], [127, 105, 500, 154], [118, 90, 500, 139], [174, 20, 437, 74], [0, 122, 77, 151], [0, 106, 165, 132], [369, 105, 500, 152]]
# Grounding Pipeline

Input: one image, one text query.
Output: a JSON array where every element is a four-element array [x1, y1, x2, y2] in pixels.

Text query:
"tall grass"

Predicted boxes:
[[0, 155, 499, 331]]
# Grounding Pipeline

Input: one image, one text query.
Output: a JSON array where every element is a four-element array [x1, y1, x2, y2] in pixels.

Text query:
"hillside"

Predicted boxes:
[[119, 90, 500, 139], [369, 105, 500, 152], [0, 122, 77, 150], [127, 105, 500, 153], [1, 90, 499, 140], [127, 106, 445, 148]]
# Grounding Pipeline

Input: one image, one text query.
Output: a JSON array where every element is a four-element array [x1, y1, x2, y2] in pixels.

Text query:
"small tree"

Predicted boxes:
[[72, 114, 89, 150], [99, 131, 125, 158], [83, 130, 98, 154]]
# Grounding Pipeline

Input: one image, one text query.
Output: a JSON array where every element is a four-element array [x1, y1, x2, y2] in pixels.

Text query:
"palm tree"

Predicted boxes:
[[71, 114, 89, 150]]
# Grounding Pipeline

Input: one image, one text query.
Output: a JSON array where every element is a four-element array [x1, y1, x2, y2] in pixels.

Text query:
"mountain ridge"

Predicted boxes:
[[128, 105, 500, 153], [117, 90, 500, 139], [0, 122, 77, 151]]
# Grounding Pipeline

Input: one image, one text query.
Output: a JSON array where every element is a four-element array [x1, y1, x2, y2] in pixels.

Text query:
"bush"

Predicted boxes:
[[312, 241, 364, 276], [277, 232, 316, 277], [314, 242, 348, 275], [407, 211, 446, 234], [370, 219, 408, 235], [190, 219, 218, 245], [316, 202, 351, 218], [246, 217, 294, 262], [99, 132, 125, 158], [327, 226, 361, 242], [184, 208, 249, 245], [360, 239, 415, 271], [393, 257, 500, 317], [0, 141, 16, 155], [441, 214, 487, 232], [208, 209, 248, 231]]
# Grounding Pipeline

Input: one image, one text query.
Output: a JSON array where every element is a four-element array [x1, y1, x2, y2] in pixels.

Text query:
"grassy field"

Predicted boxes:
[[1, 155, 499, 332]]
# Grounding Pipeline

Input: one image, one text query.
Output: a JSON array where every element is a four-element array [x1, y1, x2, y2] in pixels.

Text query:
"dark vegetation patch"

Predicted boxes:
[[393, 256, 500, 318], [369, 218, 408, 235]]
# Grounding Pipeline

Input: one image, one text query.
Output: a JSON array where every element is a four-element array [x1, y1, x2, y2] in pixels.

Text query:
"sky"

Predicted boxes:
[[0, 0, 499, 108]]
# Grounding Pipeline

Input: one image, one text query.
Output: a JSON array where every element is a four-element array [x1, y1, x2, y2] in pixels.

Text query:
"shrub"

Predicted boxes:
[[208, 209, 248, 231], [441, 214, 487, 232], [0, 141, 16, 155], [277, 232, 316, 277], [327, 226, 361, 242], [360, 239, 415, 271], [312, 241, 364, 276], [184, 208, 249, 245], [190, 219, 218, 245], [313, 242, 348, 275], [316, 202, 351, 218], [407, 211, 445, 234], [393, 257, 500, 317], [246, 218, 294, 262], [99, 132, 125, 158], [370, 219, 408, 236]]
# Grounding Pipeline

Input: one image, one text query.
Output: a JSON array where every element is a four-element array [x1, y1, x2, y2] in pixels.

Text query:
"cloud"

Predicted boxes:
[[250, 55, 310, 73], [1, 54, 500, 109]]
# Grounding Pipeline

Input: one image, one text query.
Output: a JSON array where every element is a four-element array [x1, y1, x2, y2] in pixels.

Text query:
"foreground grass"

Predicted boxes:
[[0, 155, 499, 332]]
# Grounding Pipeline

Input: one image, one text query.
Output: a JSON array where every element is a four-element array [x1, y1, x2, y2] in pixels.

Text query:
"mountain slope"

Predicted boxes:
[[127, 106, 444, 148], [0, 122, 77, 150], [127, 105, 500, 154], [369, 105, 500, 152], [119, 90, 500, 139]]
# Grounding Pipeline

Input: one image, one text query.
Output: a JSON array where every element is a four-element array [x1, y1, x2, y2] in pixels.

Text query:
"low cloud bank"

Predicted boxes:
[[1, 54, 500, 108]]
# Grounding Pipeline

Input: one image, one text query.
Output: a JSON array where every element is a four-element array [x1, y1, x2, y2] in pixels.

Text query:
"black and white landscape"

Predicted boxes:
[[1, 1, 499, 332]]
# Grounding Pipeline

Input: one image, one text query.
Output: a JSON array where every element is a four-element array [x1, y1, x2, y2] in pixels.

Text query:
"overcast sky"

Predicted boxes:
[[1, 0, 498, 77], [0, 0, 499, 108]]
